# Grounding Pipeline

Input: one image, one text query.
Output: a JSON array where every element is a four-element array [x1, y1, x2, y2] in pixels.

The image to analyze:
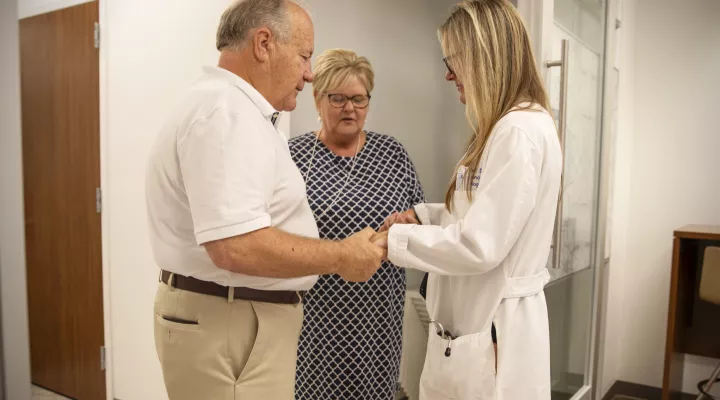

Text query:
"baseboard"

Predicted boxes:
[[551, 372, 585, 396], [602, 380, 696, 400]]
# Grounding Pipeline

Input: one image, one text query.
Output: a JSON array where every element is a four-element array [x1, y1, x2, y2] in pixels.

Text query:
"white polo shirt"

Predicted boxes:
[[146, 66, 319, 291]]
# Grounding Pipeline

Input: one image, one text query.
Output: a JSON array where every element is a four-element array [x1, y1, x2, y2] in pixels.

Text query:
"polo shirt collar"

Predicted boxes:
[[203, 66, 280, 126]]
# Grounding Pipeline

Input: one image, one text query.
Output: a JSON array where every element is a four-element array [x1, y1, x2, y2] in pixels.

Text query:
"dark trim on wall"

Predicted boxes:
[[0, 254, 5, 400], [602, 381, 696, 400]]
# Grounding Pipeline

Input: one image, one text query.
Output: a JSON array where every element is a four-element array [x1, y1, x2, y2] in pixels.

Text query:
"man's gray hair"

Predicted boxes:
[[216, 0, 291, 51]]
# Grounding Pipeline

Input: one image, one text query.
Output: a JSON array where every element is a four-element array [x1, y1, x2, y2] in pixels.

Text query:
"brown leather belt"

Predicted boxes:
[[160, 270, 304, 305]]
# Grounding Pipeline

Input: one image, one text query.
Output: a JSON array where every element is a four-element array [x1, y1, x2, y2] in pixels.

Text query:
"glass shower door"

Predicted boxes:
[[524, 0, 608, 398]]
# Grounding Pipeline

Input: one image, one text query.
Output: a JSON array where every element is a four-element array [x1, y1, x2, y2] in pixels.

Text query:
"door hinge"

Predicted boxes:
[[100, 346, 106, 370], [96, 187, 102, 213], [94, 22, 100, 49]]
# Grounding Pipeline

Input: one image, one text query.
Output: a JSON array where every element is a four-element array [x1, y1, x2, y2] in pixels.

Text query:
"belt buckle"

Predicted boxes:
[[295, 291, 304, 307]]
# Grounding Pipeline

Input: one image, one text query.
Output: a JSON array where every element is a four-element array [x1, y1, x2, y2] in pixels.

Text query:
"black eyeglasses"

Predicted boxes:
[[443, 57, 456, 76], [325, 93, 371, 109]]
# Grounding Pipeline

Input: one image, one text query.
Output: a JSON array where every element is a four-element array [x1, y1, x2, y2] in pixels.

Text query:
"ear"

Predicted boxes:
[[252, 27, 273, 62], [313, 90, 321, 108]]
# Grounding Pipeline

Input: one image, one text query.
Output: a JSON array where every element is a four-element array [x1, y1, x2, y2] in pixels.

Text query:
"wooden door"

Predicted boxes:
[[19, 2, 105, 399]]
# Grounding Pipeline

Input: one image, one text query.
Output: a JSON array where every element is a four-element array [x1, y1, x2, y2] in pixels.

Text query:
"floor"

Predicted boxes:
[[29, 384, 712, 400], [32, 386, 71, 400], [608, 396, 650, 400]]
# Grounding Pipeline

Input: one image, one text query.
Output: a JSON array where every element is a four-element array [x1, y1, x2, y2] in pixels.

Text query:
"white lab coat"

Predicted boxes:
[[388, 106, 562, 400]]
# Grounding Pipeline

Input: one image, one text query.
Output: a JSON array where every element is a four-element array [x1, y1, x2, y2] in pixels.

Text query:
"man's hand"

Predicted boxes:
[[379, 208, 420, 232], [336, 227, 385, 282]]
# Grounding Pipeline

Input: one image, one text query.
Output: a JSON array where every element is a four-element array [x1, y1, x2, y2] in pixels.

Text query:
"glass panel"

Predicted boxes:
[[547, 1, 606, 399], [554, 0, 605, 53], [547, 269, 595, 398], [548, 26, 603, 283]]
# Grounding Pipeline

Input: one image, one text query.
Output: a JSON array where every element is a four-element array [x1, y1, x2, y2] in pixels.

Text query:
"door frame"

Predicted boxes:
[[591, 0, 622, 398], [98, 0, 114, 398], [15, 1, 113, 398], [516, 0, 611, 398], [20, 2, 106, 397]]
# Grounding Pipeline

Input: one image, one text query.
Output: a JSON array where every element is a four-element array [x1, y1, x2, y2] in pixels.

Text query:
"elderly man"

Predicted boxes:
[[145, 0, 385, 398]]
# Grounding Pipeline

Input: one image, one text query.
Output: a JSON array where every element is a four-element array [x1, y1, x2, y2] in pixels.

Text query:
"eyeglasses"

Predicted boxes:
[[443, 57, 455, 76], [325, 93, 371, 109]]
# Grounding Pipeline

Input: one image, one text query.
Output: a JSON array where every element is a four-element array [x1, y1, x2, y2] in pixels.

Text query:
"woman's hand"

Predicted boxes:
[[371, 231, 389, 261], [379, 208, 420, 232], [371, 230, 389, 250]]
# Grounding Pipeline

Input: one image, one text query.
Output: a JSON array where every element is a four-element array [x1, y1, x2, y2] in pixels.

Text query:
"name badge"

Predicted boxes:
[[456, 166, 482, 191]]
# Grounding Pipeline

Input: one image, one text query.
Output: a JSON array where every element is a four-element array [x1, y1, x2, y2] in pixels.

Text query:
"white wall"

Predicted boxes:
[[103, 1, 233, 398], [605, 0, 720, 392], [0, 0, 32, 398], [292, 0, 467, 203], [17, 0, 92, 18]]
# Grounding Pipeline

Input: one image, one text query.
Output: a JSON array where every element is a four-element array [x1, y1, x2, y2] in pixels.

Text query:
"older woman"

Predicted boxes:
[[289, 49, 425, 400]]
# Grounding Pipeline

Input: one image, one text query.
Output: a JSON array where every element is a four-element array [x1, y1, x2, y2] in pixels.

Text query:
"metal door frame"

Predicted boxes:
[[515, 1, 611, 398]]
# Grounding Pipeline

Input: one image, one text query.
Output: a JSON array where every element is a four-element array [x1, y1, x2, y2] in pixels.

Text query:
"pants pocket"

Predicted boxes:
[[233, 302, 260, 383], [155, 314, 200, 332], [420, 328, 496, 400], [234, 302, 303, 399]]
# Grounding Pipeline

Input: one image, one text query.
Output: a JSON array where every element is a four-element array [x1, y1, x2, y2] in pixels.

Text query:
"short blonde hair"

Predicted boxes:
[[312, 49, 375, 104]]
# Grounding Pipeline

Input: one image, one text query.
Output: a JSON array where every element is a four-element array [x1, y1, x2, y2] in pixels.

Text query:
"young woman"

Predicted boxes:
[[376, 1, 562, 398]]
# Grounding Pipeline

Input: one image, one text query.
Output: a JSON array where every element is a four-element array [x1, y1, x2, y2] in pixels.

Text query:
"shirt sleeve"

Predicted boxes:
[[178, 108, 275, 245], [388, 126, 542, 276], [413, 203, 446, 226]]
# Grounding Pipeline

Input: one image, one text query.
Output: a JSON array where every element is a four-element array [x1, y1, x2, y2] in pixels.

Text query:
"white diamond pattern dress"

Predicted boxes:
[[289, 131, 425, 400]]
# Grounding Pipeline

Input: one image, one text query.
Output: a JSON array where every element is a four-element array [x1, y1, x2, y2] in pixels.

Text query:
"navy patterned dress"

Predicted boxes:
[[289, 131, 425, 400]]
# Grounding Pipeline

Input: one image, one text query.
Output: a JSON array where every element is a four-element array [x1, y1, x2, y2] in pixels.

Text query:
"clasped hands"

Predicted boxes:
[[370, 208, 420, 249], [338, 208, 419, 283]]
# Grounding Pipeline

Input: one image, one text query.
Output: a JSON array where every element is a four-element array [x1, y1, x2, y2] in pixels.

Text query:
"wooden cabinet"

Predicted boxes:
[[663, 225, 720, 399]]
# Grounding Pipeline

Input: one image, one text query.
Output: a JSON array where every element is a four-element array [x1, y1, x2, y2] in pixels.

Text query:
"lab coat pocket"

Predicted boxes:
[[420, 328, 496, 400]]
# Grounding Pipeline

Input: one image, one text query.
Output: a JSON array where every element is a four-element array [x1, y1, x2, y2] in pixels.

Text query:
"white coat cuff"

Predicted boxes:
[[413, 204, 431, 225], [388, 224, 415, 268]]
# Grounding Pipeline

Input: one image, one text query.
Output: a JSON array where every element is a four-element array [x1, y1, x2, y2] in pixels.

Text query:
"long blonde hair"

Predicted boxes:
[[440, 0, 551, 210]]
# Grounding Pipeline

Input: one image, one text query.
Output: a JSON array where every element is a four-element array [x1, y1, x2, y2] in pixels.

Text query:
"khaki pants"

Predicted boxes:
[[154, 281, 304, 400]]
